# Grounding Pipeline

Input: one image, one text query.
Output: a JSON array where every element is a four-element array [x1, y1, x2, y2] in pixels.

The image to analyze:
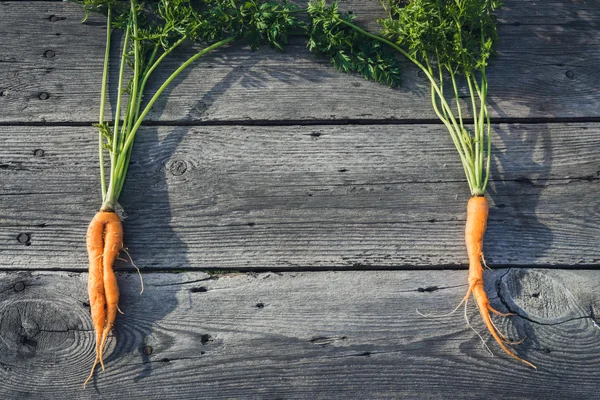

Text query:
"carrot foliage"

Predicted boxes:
[[306, 0, 401, 87], [307, 0, 502, 195], [71, 0, 301, 210], [379, 0, 502, 195]]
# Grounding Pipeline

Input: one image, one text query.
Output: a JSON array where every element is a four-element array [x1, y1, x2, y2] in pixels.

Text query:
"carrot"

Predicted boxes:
[[84, 211, 123, 388], [307, 0, 536, 367], [76, 0, 303, 386], [464, 196, 536, 369]]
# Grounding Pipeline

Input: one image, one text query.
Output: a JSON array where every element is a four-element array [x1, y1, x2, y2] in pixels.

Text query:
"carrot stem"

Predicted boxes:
[[98, 7, 111, 202], [113, 36, 235, 200]]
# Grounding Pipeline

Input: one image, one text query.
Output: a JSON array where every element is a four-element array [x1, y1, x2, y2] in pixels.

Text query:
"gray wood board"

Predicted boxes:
[[1, 1, 599, 122], [0, 269, 599, 399], [1, 123, 599, 270]]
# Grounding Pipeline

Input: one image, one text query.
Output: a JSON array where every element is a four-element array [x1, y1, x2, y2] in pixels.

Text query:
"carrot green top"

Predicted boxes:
[[73, 0, 301, 211], [308, 0, 502, 196]]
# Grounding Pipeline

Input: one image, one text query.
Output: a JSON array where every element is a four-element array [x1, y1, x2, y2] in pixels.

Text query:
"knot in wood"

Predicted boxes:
[[169, 160, 188, 176], [500, 269, 585, 324]]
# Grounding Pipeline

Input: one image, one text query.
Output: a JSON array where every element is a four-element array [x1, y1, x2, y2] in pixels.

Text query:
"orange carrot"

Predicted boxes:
[[77, 0, 304, 386], [84, 210, 123, 387], [463, 196, 535, 369]]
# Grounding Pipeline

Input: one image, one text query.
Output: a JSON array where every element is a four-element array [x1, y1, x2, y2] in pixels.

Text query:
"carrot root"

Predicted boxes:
[[465, 196, 536, 369], [83, 211, 123, 388]]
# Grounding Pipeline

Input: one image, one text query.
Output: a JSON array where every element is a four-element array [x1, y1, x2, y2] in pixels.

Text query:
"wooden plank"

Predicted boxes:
[[1, 123, 598, 270], [0, 1, 599, 123], [0, 269, 599, 398]]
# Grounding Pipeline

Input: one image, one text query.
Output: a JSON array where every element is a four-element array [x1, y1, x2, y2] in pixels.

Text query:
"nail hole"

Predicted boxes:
[[13, 282, 25, 292], [190, 287, 207, 293], [160, 358, 170, 363], [255, 302, 265, 309], [247, 222, 256, 227], [17, 233, 31, 246], [565, 70, 575, 80], [427, 218, 437, 223], [142, 346, 153, 355], [43, 50, 56, 58], [33, 149, 45, 157], [531, 292, 540, 298], [338, 168, 348, 173], [48, 15, 66, 23], [200, 334, 212, 345], [38, 92, 50, 100]]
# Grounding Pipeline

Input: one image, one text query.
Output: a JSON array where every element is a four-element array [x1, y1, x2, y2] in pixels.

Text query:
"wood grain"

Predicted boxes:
[[1, 123, 598, 270], [0, 269, 599, 399], [0, 1, 599, 123]]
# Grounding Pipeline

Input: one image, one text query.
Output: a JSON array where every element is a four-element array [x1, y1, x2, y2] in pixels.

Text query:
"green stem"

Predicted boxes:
[[429, 81, 474, 192], [337, 18, 487, 194], [449, 68, 464, 132], [482, 91, 492, 192], [424, 59, 475, 186], [480, 70, 492, 192], [126, 0, 140, 140], [103, 21, 131, 211], [113, 36, 236, 200], [477, 75, 486, 186], [98, 7, 112, 202], [134, 43, 160, 122], [466, 73, 480, 188], [433, 58, 449, 122], [135, 37, 186, 121]]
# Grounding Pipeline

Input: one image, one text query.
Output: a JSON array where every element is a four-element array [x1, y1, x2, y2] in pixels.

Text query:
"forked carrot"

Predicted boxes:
[[464, 196, 536, 369], [306, 0, 537, 367], [84, 211, 123, 387], [76, 0, 304, 386]]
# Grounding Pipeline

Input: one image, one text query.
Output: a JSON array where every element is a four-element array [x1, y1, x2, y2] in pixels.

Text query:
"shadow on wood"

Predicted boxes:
[[486, 97, 554, 265]]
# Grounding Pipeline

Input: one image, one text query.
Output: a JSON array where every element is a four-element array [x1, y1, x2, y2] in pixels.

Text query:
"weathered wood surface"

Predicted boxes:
[[2, 0, 600, 398], [0, 1, 599, 123], [2, 123, 599, 270], [0, 270, 599, 399]]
